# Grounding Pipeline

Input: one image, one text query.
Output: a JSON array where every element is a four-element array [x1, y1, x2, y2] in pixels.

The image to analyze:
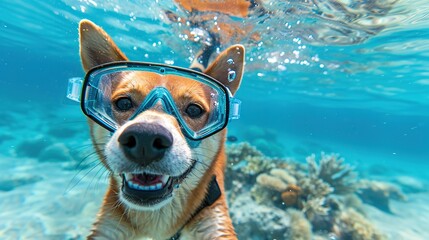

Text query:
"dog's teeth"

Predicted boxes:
[[129, 182, 164, 191], [124, 173, 133, 181], [129, 182, 138, 190], [161, 175, 169, 185], [125, 174, 169, 191]]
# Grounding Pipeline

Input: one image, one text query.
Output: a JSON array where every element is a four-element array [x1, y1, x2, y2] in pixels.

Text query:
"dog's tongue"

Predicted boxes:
[[134, 173, 162, 186]]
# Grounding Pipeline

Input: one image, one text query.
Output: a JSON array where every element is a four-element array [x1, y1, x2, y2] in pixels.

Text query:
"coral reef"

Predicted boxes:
[[253, 168, 301, 207], [357, 180, 406, 213], [281, 184, 301, 207], [250, 184, 278, 205], [227, 142, 267, 171], [298, 171, 333, 221], [302, 197, 330, 221], [225, 142, 276, 191], [270, 168, 297, 185], [307, 152, 357, 194], [334, 208, 387, 240], [225, 142, 400, 240], [230, 193, 290, 240], [298, 153, 358, 222], [288, 209, 312, 240], [252, 152, 357, 222], [256, 173, 288, 192], [342, 194, 366, 214], [299, 177, 333, 200]]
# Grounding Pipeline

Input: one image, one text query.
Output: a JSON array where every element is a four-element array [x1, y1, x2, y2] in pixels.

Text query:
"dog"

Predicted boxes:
[[78, 19, 245, 240]]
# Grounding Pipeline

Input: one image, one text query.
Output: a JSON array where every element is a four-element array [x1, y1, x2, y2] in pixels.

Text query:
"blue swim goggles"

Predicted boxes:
[[67, 62, 241, 141]]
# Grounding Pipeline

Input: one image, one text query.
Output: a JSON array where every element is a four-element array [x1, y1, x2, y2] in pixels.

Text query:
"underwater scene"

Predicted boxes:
[[1, 0, 428, 239]]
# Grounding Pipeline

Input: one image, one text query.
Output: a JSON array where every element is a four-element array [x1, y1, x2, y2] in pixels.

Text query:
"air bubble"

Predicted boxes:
[[228, 69, 236, 82]]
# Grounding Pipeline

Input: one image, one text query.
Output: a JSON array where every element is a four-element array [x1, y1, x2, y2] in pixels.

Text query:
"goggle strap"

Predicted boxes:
[[229, 98, 241, 120], [67, 77, 83, 102]]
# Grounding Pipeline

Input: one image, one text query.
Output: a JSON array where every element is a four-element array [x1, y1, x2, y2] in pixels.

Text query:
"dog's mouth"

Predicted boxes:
[[121, 160, 197, 207], [124, 173, 170, 191]]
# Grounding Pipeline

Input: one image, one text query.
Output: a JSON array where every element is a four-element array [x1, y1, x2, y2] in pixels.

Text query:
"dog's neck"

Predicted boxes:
[[168, 175, 221, 240]]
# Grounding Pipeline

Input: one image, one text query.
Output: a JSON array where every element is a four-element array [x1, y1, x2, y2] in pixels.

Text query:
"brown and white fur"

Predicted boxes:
[[78, 20, 245, 240]]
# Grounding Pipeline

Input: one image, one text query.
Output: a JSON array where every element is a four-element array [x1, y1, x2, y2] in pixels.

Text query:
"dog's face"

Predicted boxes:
[[79, 20, 244, 211], [103, 72, 214, 210]]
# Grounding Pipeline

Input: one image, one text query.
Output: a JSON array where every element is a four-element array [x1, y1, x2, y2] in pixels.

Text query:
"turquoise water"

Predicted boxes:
[[1, 0, 428, 239]]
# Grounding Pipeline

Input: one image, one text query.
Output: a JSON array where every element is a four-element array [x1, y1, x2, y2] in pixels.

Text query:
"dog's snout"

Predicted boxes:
[[118, 123, 173, 166]]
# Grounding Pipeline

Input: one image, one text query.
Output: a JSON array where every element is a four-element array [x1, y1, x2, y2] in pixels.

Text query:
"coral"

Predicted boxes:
[[288, 209, 312, 240], [252, 152, 350, 222], [251, 185, 277, 204], [302, 197, 329, 221], [357, 180, 406, 213], [281, 184, 301, 207], [226, 142, 276, 179], [342, 194, 366, 215], [288, 152, 360, 223], [253, 167, 301, 207], [307, 152, 357, 194], [228, 142, 283, 205], [335, 208, 387, 240], [299, 177, 333, 199], [227, 142, 264, 164], [226, 142, 387, 239], [244, 156, 275, 176], [228, 180, 244, 203], [270, 168, 297, 185], [230, 193, 290, 240], [256, 173, 288, 192]]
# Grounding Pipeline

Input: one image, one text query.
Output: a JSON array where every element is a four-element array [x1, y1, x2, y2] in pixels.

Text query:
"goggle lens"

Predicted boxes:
[[69, 62, 240, 140]]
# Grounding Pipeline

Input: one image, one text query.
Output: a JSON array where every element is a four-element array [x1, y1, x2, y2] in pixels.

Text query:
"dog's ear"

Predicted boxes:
[[79, 19, 128, 72], [204, 45, 245, 95]]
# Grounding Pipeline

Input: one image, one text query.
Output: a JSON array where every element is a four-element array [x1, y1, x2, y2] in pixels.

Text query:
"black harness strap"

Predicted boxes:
[[169, 176, 221, 240]]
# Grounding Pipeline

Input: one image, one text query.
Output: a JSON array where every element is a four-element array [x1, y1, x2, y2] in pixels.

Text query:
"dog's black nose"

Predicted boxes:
[[118, 123, 173, 166]]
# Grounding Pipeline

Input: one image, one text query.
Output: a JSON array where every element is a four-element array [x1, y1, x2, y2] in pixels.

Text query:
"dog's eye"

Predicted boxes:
[[115, 97, 133, 111], [185, 104, 204, 118]]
